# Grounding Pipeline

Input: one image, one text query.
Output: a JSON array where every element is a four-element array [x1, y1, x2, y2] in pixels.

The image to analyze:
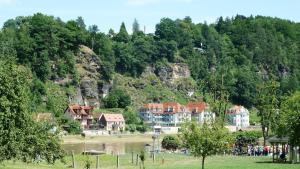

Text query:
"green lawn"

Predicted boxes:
[[1, 153, 299, 169]]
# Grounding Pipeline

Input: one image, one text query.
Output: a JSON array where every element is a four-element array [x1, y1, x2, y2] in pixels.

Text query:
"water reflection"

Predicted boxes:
[[62, 142, 149, 155]]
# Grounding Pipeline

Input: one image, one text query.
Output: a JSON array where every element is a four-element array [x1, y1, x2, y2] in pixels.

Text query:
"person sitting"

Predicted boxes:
[[279, 152, 287, 162]]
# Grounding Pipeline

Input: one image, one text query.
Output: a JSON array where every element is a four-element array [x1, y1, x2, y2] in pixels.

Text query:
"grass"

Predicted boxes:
[[1, 154, 299, 169]]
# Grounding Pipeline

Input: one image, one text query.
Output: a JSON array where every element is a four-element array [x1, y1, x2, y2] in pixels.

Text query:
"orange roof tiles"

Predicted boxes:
[[68, 104, 93, 116], [186, 102, 208, 113]]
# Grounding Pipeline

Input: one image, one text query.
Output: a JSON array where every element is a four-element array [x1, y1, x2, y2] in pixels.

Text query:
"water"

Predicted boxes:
[[62, 142, 150, 155]]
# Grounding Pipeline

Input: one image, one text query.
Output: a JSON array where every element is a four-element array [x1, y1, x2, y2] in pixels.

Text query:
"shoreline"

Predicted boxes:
[[61, 133, 165, 144]]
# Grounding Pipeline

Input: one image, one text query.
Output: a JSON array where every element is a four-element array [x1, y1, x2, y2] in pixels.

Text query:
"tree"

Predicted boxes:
[[76, 16, 86, 30], [162, 135, 180, 151], [114, 22, 129, 43], [103, 88, 131, 108], [234, 130, 262, 154], [132, 18, 140, 34], [255, 80, 279, 146], [181, 122, 229, 169], [277, 92, 300, 146], [0, 61, 63, 163]]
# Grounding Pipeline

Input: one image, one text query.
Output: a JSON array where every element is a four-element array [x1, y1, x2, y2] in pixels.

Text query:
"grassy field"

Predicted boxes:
[[1, 153, 299, 169]]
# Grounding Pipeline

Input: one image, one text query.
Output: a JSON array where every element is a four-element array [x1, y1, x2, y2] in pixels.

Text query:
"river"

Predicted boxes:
[[62, 142, 152, 155]]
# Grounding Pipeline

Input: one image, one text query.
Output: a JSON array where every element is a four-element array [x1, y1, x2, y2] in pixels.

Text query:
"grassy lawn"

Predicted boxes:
[[1, 154, 299, 169]]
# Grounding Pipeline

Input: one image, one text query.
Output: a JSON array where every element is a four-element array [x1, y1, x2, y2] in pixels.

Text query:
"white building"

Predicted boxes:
[[140, 102, 191, 127], [226, 105, 250, 129], [187, 102, 215, 124]]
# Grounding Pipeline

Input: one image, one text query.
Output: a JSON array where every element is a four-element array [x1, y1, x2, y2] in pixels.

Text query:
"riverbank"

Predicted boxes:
[[2, 154, 299, 169], [62, 134, 167, 144]]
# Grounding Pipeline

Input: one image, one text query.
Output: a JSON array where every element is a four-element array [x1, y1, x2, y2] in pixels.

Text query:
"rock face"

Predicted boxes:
[[157, 63, 191, 87], [69, 45, 112, 108]]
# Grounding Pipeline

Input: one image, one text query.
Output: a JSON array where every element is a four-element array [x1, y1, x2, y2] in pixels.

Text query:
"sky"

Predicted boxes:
[[0, 0, 299, 33]]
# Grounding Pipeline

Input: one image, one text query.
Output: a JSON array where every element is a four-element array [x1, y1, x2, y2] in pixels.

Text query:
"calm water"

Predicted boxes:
[[62, 142, 151, 155]]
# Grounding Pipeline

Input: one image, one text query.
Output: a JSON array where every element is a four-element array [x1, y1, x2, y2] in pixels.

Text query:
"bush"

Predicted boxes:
[[66, 120, 82, 134], [103, 88, 131, 108], [162, 135, 180, 151]]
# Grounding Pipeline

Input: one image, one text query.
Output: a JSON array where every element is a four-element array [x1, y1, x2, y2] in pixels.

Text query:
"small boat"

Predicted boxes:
[[82, 150, 105, 155]]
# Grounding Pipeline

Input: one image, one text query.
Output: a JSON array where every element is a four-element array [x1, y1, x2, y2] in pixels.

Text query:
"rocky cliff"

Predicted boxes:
[[157, 63, 191, 86]]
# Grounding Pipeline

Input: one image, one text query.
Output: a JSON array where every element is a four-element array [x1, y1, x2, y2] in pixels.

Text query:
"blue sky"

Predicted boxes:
[[0, 0, 299, 33]]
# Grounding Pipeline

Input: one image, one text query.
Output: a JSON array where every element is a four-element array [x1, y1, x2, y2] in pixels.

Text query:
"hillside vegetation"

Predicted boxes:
[[0, 13, 299, 124]]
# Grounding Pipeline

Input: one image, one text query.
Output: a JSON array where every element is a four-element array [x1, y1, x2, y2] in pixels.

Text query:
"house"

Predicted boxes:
[[64, 104, 94, 129], [140, 102, 191, 127], [226, 105, 250, 129], [187, 102, 215, 123], [98, 113, 125, 131]]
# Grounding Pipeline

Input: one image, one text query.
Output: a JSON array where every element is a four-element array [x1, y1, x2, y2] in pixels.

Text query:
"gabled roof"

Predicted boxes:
[[66, 104, 93, 116], [227, 105, 248, 115], [186, 102, 209, 113], [163, 102, 186, 114], [99, 113, 125, 122]]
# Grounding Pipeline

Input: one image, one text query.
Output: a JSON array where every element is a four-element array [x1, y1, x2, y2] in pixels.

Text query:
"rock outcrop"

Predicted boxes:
[[157, 63, 191, 87], [69, 45, 112, 108]]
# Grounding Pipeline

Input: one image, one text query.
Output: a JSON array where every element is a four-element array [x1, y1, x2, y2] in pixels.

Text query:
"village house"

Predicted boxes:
[[187, 102, 215, 123], [64, 104, 94, 129], [140, 102, 191, 127], [226, 105, 250, 129], [98, 113, 125, 131]]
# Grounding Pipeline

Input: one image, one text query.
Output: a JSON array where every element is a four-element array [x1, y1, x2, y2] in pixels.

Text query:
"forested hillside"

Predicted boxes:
[[0, 13, 299, 124]]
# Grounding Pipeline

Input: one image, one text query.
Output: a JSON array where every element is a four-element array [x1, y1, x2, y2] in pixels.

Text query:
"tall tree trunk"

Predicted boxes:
[[262, 125, 266, 147], [201, 156, 205, 169]]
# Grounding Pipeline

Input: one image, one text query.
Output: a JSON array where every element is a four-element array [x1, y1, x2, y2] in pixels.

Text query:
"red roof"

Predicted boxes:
[[100, 114, 125, 122], [186, 102, 208, 113], [163, 102, 186, 114], [67, 104, 93, 116]]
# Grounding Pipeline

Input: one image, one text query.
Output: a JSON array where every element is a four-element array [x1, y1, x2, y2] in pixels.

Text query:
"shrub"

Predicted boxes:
[[162, 135, 180, 151]]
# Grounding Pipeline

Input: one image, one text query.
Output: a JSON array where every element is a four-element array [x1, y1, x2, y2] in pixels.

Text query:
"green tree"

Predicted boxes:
[[277, 92, 300, 146], [255, 80, 279, 146], [132, 18, 140, 34], [181, 122, 229, 169], [162, 135, 181, 151], [114, 22, 129, 43], [0, 61, 63, 163], [103, 88, 131, 108]]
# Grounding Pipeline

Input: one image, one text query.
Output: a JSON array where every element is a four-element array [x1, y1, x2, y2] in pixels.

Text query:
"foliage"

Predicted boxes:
[[83, 156, 92, 169], [139, 150, 146, 169], [65, 120, 82, 134], [181, 122, 230, 169], [103, 88, 131, 108], [255, 80, 279, 146], [45, 82, 69, 119], [161, 135, 181, 151], [276, 91, 300, 146], [123, 108, 147, 133], [0, 60, 63, 163], [233, 130, 262, 154]]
